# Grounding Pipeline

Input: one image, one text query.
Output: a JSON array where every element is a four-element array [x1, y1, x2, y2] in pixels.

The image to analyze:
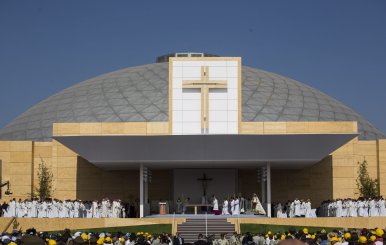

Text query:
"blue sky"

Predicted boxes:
[[0, 1, 385, 132]]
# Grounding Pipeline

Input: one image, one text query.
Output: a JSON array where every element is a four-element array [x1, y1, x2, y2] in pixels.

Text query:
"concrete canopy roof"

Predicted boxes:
[[1, 62, 384, 141], [54, 134, 357, 170]]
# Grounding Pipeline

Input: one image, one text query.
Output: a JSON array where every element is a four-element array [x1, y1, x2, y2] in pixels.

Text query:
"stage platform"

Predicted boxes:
[[1, 216, 386, 234]]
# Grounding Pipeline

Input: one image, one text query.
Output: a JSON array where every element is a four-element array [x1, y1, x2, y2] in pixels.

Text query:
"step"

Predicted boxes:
[[178, 226, 235, 229], [177, 218, 236, 241], [178, 224, 235, 228]]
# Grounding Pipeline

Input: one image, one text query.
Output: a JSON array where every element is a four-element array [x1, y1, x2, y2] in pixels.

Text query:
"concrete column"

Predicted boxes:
[[266, 162, 272, 218], [144, 169, 149, 216], [140, 163, 144, 218], [261, 167, 266, 204]]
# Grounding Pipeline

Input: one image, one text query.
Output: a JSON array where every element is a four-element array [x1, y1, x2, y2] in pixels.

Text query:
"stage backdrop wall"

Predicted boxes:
[[173, 169, 237, 204]]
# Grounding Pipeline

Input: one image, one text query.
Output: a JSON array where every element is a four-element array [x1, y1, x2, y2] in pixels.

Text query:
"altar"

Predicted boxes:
[[173, 169, 237, 205]]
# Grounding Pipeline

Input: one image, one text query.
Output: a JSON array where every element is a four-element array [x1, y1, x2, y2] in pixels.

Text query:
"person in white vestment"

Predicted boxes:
[[78, 201, 85, 218], [363, 199, 369, 217], [176, 198, 182, 214], [335, 199, 342, 217], [212, 195, 220, 215], [31, 199, 38, 218], [73, 200, 79, 218], [275, 203, 283, 218], [357, 198, 365, 217], [350, 199, 358, 217], [304, 199, 312, 218], [15, 199, 21, 217], [182, 197, 190, 214], [369, 198, 376, 217], [92, 200, 98, 218], [101, 199, 106, 218], [233, 197, 240, 215], [252, 193, 266, 215], [294, 198, 301, 217], [222, 198, 229, 215], [289, 201, 295, 218], [376, 198, 382, 217], [43, 200, 49, 218], [300, 200, 306, 217], [379, 198, 386, 216], [230, 197, 235, 215]]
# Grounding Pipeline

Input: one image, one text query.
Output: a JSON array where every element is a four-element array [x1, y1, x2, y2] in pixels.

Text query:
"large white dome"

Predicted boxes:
[[0, 62, 383, 141]]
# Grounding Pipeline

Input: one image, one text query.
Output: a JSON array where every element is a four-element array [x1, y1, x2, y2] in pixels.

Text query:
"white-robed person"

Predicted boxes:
[[379, 198, 386, 216], [369, 198, 377, 217], [335, 199, 342, 217], [252, 193, 266, 215], [31, 198, 38, 218], [222, 197, 229, 215], [275, 203, 283, 218], [233, 196, 240, 215], [289, 201, 295, 218], [230, 197, 235, 215], [294, 198, 301, 217], [176, 198, 182, 214], [101, 198, 108, 218], [364, 198, 369, 217], [92, 200, 98, 218], [212, 195, 220, 215], [304, 199, 312, 218], [348, 199, 357, 217]]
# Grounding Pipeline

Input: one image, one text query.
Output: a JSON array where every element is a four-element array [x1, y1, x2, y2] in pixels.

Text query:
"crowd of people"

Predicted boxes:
[[0, 198, 137, 218], [319, 197, 386, 217], [272, 199, 314, 218], [0, 227, 385, 245]]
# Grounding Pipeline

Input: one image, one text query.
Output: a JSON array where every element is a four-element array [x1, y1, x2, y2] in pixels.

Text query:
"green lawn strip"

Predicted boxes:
[[48, 224, 171, 234], [241, 224, 342, 234]]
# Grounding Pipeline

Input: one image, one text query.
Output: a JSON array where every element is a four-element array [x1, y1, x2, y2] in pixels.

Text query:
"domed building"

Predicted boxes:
[[0, 53, 385, 218]]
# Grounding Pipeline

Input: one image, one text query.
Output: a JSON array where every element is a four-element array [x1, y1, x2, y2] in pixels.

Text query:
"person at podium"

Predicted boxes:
[[212, 195, 220, 215]]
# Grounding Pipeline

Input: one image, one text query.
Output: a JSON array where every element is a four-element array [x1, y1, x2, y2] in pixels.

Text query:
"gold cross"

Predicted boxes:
[[182, 66, 227, 133]]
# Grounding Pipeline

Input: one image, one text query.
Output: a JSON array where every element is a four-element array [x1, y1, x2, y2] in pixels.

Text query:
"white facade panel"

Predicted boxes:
[[172, 100, 183, 111], [182, 122, 201, 134], [171, 58, 240, 135], [209, 90, 228, 100], [183, 110, 201, 122], [209, 122, 228, 134], [209, 111, 228, 122], [228, 100, 238, 111], [183, 66, 201, 78], [182, 100, 201, 111], [209, 100, 227, 111], [228, 110, 238, 122], [173, 110, 183, 122], [228, 88, 238, 100], [226, 61, 238, 67], [173, 66, 183, 78], [182, 90, 201, 100], [173, 122, 183, 134], [227, 66, 238, 78], [209, 66, 227, 78], [227, 122, 238, 134]]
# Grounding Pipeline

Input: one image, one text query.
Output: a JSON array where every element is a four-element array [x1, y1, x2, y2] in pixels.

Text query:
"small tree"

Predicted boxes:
[[35, 158, 53, 200], [356, 160, 378, 198]]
